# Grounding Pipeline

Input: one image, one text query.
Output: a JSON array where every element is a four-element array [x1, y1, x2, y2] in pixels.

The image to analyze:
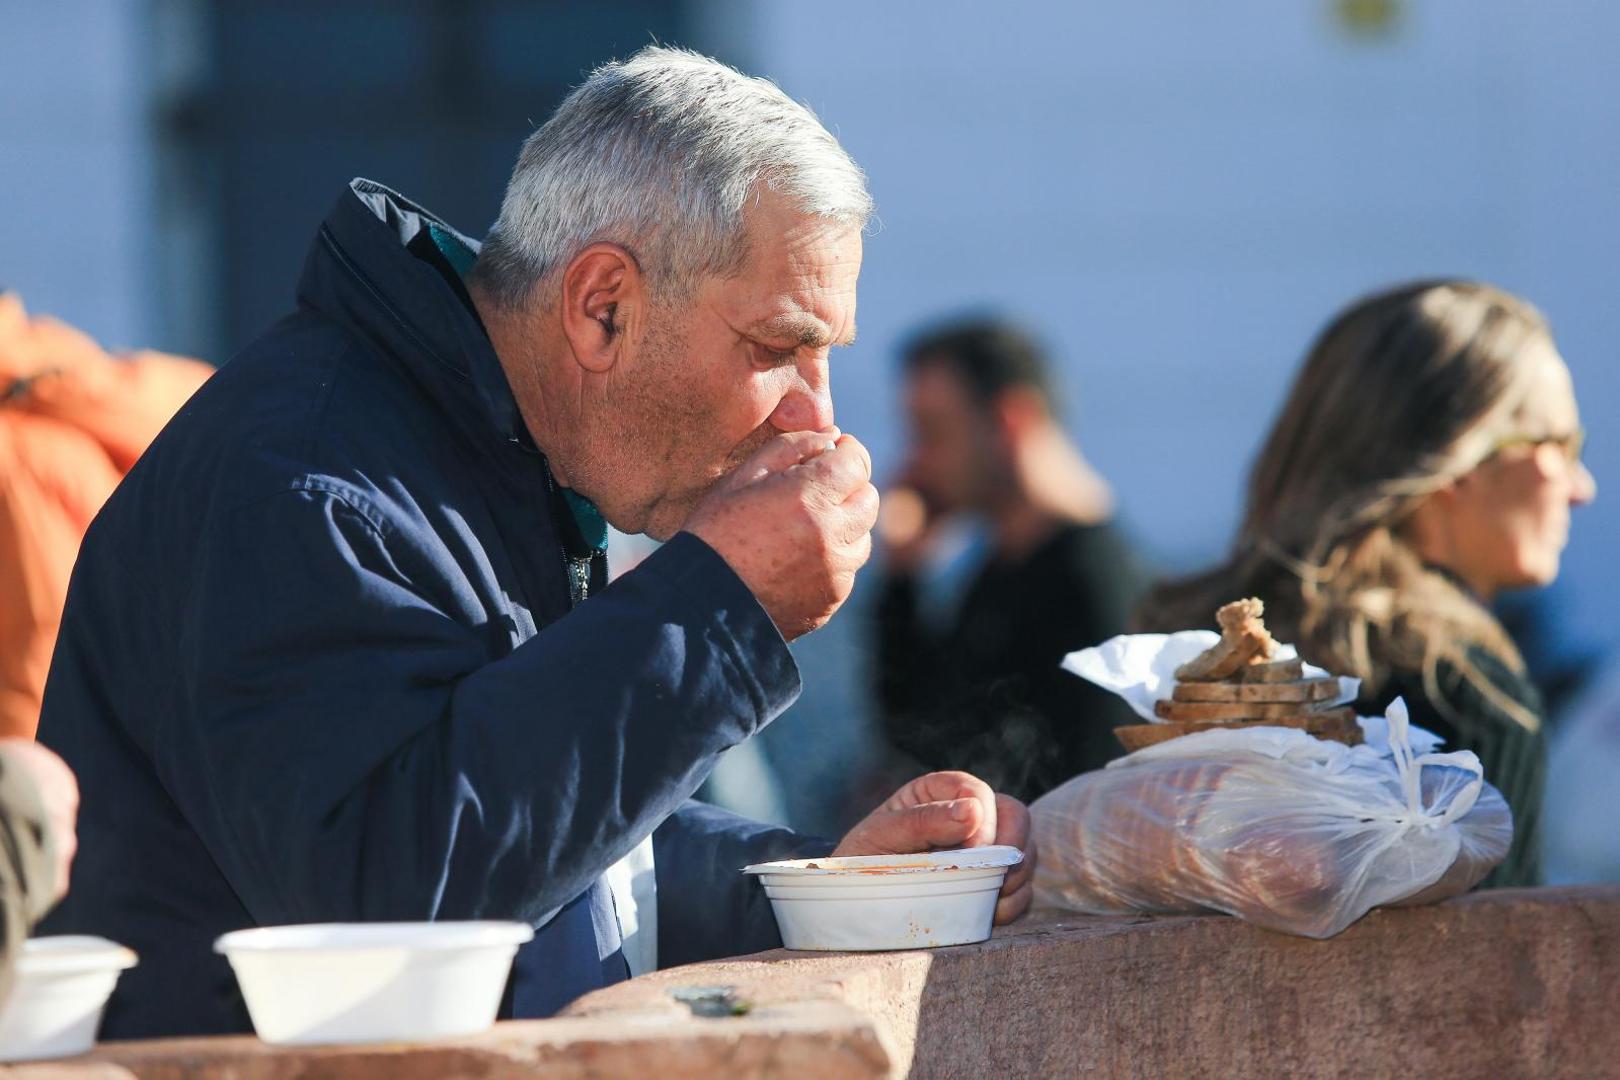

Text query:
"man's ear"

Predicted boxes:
[[558, 243, 645, 374]]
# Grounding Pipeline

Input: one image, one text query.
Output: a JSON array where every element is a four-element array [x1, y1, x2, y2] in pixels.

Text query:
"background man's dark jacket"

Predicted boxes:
[[38, 180, 823, 1038], [875, 522, 1148, 802]]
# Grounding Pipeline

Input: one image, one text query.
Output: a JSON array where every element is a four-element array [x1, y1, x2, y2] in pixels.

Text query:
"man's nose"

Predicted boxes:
[[769, 355, 835, 433], [1571, 459, 1598, 506]]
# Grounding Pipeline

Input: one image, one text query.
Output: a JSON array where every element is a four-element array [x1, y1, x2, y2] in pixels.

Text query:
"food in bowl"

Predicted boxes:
[[742, 846, 1023, 951]]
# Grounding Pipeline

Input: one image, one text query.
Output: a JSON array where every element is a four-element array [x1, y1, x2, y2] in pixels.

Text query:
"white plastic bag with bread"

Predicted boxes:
[[1029, 699, 1512, 938]]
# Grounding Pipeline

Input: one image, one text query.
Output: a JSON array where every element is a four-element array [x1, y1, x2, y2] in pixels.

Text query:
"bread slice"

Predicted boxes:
[[1116, 711, 1362, 752], [1172, 677, 1341, 705], [1154, 698, 1351, 723], [1174, 599, 1278, 682], [1240, 657, 1306, 683], [1173, 634, 1266, 683], [1306, 710, 1364, 745]]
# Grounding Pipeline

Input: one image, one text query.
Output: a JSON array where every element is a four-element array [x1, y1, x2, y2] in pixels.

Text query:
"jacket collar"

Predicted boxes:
[[296, 178, 533, 454]]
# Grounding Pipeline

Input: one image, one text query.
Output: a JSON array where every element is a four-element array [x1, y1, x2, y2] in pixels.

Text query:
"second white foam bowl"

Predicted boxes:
[[0, 936, 137, 1062], [214, 921, 534, 1047], [743, 846, 1023, 951]]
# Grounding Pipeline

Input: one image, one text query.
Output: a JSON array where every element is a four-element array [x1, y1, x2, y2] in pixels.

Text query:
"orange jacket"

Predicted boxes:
[[0, 294, 212, 737]]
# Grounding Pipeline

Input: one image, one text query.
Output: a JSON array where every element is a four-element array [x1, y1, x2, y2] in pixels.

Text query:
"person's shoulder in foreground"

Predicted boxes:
[[0, 291, 210, 739]]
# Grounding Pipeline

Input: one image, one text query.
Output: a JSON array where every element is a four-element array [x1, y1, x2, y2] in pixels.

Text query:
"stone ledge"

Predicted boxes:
[[3, 1000, 890, 1080], [7, 886, 1617, 1078], [579, 885, 1620, 1078]]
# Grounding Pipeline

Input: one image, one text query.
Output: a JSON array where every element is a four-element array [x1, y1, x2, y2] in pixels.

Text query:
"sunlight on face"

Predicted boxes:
[[1448, 342, 1597, 593], [623, 192, 863, 540]]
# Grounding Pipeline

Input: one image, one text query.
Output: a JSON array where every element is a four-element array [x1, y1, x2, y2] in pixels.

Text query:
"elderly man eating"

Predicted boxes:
[[37, 47, 1034, 1038]]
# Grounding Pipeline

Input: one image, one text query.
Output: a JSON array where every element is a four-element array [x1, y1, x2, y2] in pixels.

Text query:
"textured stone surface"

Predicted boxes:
[[8, 886, 1616, 1078], [576, 886, 1620, 1078], [907, 887, 1620, 1078]]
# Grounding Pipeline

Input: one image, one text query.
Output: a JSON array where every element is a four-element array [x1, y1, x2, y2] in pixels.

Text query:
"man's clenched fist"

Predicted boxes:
[[685, 428, 879, 640]]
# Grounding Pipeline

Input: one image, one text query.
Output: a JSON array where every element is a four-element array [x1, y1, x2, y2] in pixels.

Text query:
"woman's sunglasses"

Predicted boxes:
[[1488, 427, 1586, 464]]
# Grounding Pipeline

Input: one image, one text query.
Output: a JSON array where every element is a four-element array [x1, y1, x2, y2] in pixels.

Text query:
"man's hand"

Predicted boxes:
[[832, 770, 1035, 924], [875, 484, 939, 576], [0, 739, 79, 901], [684, 429, 879, 641]]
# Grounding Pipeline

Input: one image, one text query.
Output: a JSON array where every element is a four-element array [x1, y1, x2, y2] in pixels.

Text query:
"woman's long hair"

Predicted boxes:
[[1136, 280, 1554, 730]]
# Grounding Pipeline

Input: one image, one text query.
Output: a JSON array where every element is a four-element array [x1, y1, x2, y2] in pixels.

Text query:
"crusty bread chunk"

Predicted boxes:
[[1174, 598, 1278, 682]]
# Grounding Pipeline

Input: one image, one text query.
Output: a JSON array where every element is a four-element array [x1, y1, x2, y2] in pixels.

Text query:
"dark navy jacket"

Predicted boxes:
[[37, 180, 825, 1038]]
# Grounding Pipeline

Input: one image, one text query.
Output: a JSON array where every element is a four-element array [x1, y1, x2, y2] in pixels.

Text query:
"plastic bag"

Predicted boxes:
[[1030, 700, 1513, 938]]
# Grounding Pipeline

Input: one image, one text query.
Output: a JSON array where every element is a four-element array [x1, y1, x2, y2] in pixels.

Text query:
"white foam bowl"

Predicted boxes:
[[0, 936, 138, 1062], [214, 921, 534, 1046], [743, 846, 1023, 951]]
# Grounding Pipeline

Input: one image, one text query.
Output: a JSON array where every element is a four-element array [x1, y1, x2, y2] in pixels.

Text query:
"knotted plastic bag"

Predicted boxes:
[[1029, 699, 1512, 938]]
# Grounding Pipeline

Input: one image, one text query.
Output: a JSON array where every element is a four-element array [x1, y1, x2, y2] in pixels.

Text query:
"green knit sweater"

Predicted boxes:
[[1368, 646, 1547, 888]]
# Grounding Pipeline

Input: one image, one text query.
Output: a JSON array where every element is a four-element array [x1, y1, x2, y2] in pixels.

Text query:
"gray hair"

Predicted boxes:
[[472, 46, 874, 308]]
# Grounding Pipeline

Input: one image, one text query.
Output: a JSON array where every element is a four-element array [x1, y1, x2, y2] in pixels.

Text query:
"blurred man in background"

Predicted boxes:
[[874, 318, 1149, 801], [0, 292, 212, 737]]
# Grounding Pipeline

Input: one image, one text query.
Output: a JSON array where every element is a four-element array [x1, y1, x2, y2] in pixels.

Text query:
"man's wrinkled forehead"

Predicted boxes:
[[730, 210, 862, 345]]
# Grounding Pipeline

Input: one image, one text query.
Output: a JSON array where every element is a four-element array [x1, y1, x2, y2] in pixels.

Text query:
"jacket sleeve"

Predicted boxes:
[[652, 800, 833, 969], [0, 745, 59, 1002], [162, 488, 800, 929]]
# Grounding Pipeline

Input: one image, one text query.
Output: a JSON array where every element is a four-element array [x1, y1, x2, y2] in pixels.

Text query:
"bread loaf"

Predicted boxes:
[[1031, 755, 1507, 938]]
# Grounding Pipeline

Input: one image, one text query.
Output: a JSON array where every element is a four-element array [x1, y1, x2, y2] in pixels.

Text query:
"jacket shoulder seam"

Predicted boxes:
[[227, 480, 395, 541]]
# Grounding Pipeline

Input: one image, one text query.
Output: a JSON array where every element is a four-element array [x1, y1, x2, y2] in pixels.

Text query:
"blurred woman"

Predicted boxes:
[[1136, 280, 1596, 887]]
